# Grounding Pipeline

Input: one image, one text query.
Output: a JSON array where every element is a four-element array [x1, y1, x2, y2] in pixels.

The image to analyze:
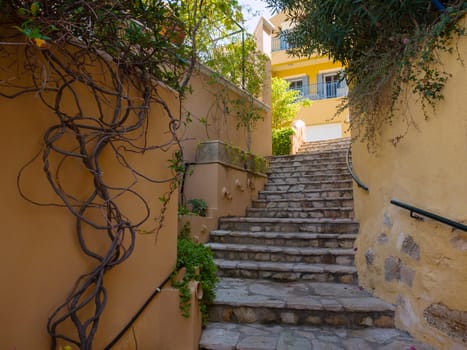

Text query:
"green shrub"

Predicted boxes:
[[187, 198, 208, 217], [172, 237, 218, 323], [272, 127, 294, 155]]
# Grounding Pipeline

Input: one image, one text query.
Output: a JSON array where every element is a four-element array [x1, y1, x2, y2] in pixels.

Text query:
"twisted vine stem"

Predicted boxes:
[[0, 0, 205, 348]]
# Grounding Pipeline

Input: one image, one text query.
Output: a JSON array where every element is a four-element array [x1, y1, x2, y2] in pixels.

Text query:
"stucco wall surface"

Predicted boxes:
[[297, 98, 350, 138], [0, 49, 193, 349], [181, 67, 272, 163], [352, 18, 467, 350]]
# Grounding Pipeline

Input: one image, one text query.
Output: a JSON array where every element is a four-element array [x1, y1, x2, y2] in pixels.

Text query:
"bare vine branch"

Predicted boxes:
[[0, 1, 199, 348]]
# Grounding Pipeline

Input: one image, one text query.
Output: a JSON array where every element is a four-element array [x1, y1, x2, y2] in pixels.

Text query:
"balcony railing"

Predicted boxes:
[[291, 81, 348, 100]]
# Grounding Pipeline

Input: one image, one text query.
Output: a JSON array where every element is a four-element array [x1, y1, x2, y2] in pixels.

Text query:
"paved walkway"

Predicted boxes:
[[200, 139, 436, 350], [200, 322, 435, 350]]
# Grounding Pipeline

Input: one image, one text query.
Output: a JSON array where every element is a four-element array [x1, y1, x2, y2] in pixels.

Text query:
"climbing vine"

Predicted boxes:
[[0, 1, 205, 348]]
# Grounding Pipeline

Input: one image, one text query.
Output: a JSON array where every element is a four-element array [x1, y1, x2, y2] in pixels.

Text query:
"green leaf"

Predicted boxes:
[[30, 2, 40, 16]]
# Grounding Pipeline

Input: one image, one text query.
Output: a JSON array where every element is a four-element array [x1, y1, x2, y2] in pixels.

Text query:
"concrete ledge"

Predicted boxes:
[[195, 140, 269, 177]]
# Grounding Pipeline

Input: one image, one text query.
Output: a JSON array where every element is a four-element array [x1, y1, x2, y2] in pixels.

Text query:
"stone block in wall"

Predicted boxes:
[[383, 212, 393, 228], [450, 232, 467, 252], [399, 264, 415, 287], [377, 233, 388, 245], [424, 303, 467, 343], [384, 256, 415, 287], [365, 248, 375, 266], [398, 234, 420, 260], [384, 256, 401, 282]]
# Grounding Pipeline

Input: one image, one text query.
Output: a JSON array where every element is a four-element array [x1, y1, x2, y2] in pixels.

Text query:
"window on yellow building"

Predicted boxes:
[[286, 76, 309, 98]]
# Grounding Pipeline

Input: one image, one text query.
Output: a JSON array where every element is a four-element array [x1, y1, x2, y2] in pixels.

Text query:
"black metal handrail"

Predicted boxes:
[[103, 271, 174, 349], [346, 144, 369, 191], [390, 199, 467, 232]]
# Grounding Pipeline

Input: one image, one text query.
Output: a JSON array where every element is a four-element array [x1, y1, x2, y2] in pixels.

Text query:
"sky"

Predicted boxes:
[[238, 0, 275, 33]]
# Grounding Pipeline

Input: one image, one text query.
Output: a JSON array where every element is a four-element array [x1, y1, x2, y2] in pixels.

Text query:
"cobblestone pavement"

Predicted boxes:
[[200, 322, 436, 350]]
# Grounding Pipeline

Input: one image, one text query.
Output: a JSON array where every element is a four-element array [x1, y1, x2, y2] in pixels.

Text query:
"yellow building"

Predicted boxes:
[[255, 13, 349, 142]]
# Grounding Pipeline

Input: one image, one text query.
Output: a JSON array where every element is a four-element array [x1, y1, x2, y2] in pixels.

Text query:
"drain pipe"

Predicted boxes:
[[431, 0, 446, 11]]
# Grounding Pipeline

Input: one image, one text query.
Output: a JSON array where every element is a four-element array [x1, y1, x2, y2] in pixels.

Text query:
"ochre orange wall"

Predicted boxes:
[[0, 47, 197, 349], [181, 67, 272, 163], [352, 17, 467, 349], [179, 67, 271, 241]]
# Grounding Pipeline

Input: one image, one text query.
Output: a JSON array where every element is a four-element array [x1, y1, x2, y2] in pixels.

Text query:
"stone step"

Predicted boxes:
[[258, 189, 353, 201], [298, 144, 350, 153], [267, 174, 352, 184], [251, 197, 354, 210], [268, 158, 348, 169], [207, 278, 395, 329], [215, 260, 358, 284], [206, 243, 355, 265], [246, 207, 354, 219], [218, 217, 359, 234], [297, 145, 351, 154], [264, 180, 353, 192], [267, 162, 349, 173], [297, 138, 351, 152], [268, 151, 348, 163], [267, 167, 350, 178], [200, 323, 435, 350], [210, 230, 356, 248]]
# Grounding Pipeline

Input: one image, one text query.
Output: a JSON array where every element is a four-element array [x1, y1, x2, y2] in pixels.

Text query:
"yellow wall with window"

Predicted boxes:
[[269, 13, 349, 141]]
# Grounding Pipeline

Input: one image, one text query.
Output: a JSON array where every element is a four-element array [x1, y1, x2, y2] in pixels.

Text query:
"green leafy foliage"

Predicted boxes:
[[266, 0, 467, 146], [173, 234, 218, 323], [272, 77, 311, 130], [231, 96, 264, 130], [272, 127, 294, 155], [187, 198, 208, 216], [1, 0, 192, 90], [179, 0, 244, 56], [205, 36, 269, 97]]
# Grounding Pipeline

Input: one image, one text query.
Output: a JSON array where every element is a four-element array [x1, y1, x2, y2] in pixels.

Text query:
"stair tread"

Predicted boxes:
[[269, 158, 347, 164], [215, 259, 357, 273], [198, 140, 429, 349], [212, 278, 394, 312], [260, 188, 353, 194], [268, 166, 349, 172], [200, 323, 435, 350], [269, 149, 348, 159], [207, 242, 355, 255], [266, 179, 352, 184], [253, 196, 353, 203], [267, 175, 351, 181], [211, 230, 357, 239], [220, 217, 357, 224], [248, 206, 354, 211]]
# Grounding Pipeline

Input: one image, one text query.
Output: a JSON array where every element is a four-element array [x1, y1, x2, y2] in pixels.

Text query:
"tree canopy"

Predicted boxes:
[[266, 0, 466, 144], [271, 77, 310, 130], [206, 36, 268, 97]]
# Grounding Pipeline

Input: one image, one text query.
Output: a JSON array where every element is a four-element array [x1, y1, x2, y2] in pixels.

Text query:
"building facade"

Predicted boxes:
[[255, 13, 350, 142]]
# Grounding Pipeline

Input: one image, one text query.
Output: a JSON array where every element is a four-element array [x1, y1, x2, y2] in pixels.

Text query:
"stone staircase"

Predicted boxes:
[[199, 138, 434, 350]]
